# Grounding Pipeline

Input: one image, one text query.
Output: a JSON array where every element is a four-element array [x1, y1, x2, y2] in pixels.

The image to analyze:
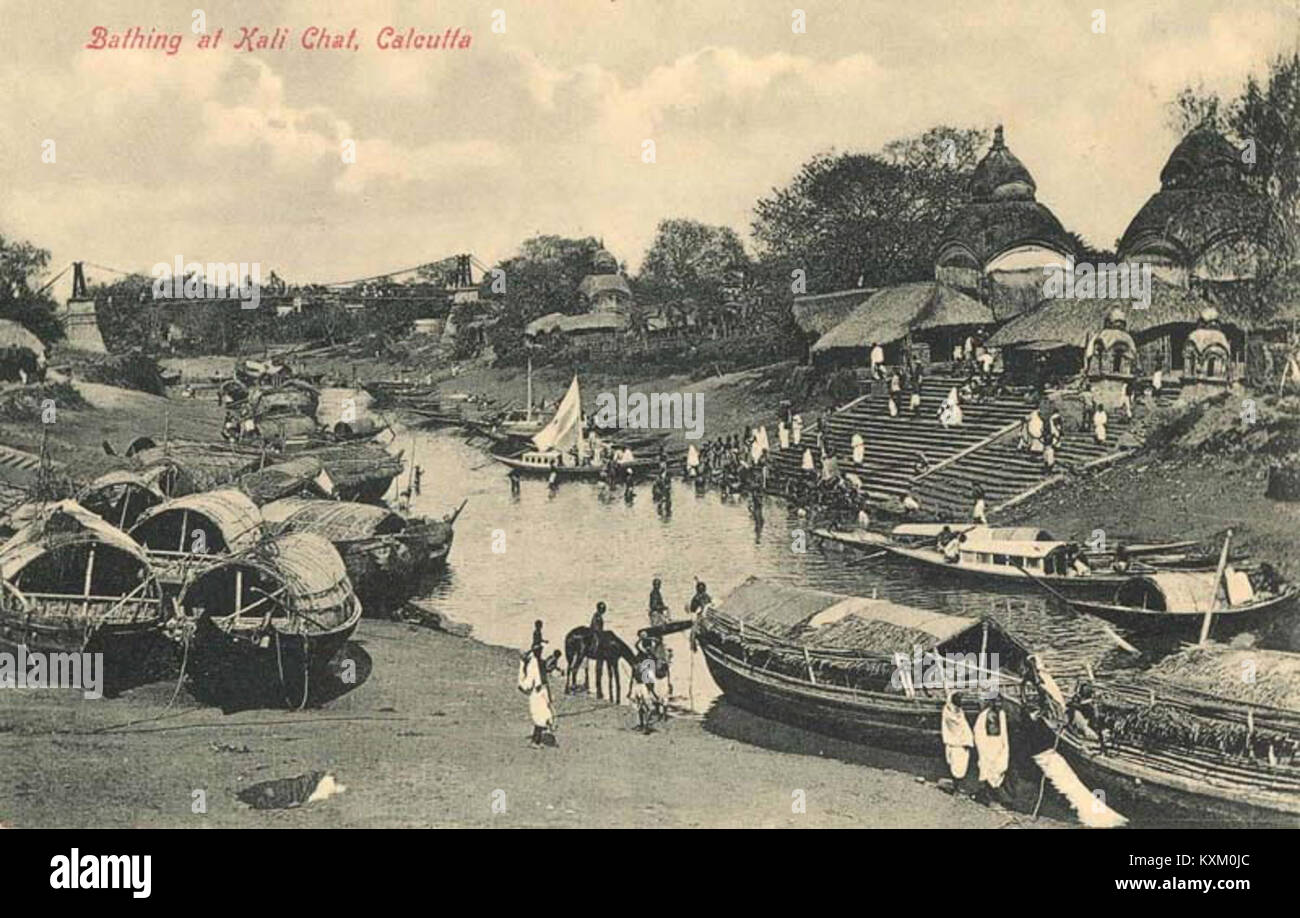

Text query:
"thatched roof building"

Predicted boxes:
[[935, 126, 1074, 302], [986, 280, 1245, 350], [791, 288, 877, 337], [811, 281, 994, 363]]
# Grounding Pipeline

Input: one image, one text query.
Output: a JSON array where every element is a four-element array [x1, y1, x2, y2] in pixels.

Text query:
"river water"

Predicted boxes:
[[318, 389, 1093, 712]]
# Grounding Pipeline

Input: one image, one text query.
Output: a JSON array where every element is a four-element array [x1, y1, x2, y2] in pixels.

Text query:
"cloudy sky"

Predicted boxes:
[[2, 0, 1298, 294]]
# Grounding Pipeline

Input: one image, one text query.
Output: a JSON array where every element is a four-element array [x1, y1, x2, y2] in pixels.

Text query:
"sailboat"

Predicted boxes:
[[491, 376, 650, 479], [493, 353, 548, 441]]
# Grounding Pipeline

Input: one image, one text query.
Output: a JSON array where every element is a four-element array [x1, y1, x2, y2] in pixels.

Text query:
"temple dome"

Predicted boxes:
[[935, 126, 1073, 283], [1159, 128, 1245, 191], [1117, 128, 1270, 280], [969, 126, 1036, 202], [591, 248, 620, 274]]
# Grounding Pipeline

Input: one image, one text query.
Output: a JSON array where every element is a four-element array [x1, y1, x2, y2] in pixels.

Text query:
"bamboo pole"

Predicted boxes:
[[1198, 529, 1233, 646]]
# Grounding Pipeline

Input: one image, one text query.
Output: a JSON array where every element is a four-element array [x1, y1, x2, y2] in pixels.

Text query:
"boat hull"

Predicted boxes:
[[1067, 588, 1298, 641], [1054, 732, 1300, 827], [699, 639, 952, 753], [185, 617, 359, 708]]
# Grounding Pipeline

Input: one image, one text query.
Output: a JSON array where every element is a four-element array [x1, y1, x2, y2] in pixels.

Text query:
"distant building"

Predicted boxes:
[[578, 247, 634, 314]]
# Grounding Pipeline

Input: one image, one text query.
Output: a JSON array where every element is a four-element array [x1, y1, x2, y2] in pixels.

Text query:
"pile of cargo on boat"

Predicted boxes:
[[1028, 643, 1300, 825]]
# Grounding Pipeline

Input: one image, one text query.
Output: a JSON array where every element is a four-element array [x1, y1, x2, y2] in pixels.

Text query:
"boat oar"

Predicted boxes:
[[1010, 562, 1140, 655], [846, 548, 888, 565]]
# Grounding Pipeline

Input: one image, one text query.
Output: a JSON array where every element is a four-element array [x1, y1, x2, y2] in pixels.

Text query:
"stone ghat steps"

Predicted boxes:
[[767, 373, 1166, 517], [768, 376, 1035, 499]]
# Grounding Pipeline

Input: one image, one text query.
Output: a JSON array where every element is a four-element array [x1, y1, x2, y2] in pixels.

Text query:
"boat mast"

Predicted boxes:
[[526, 352, 532, 423], [1198, 529, 1233, 646]]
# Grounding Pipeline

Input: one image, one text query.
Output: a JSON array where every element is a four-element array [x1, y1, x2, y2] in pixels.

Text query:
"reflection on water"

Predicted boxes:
[[392, 422, 1090, 711]]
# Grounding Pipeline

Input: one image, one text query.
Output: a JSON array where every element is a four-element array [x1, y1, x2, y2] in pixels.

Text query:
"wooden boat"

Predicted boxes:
[[132, 441, 262, 495], [1028, 647, 1300, 826], [235, 457, 335, 505], [490, 375, 658, 479], [0, 501, 166, 686], [287, 442, 404, 504], [696, 577, 1031, 753], [1063, 569, 1298, 642], [173, 531, 362, 708], [260, 497, 461, 611], [128, 489, 264, 588], [75, 469, 167, 530], [834, 523, 1196, 599]]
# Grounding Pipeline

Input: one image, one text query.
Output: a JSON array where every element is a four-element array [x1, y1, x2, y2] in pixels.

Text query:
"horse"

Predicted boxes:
[[564, 627, 637, 703]]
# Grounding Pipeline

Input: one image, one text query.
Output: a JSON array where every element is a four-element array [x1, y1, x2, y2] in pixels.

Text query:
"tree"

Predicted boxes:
[[638, 218, 748, 308], [90, 273, 154, 352], [752, 126, 989, 294], [0, 235, 64, 343]]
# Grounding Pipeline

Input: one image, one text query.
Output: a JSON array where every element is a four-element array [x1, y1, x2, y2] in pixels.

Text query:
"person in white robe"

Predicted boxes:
[[1026, 409, 1045, 453], [851, 432, 865, 464], [801, 448, 815, 472], [517, 646, 555, 747], [938, 387, 963, 428], [972, 489, 988, 524], [942, 692, 975, 783], [1092, 404, 1108, 444], [777, 421, 790, 450], [901, 491, 921, 514], [685, 444, 700, 477], [974, 697, 1010, 793], [791, 414, 803, 446], [870, 343, 885, 378]]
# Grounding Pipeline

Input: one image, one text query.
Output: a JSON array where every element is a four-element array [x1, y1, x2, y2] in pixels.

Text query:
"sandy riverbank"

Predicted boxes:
[[0, 620, 1049, 828]]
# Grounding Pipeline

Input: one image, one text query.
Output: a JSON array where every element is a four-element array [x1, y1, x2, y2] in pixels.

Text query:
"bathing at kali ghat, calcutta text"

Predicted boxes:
[[83, 26, 473, 55]]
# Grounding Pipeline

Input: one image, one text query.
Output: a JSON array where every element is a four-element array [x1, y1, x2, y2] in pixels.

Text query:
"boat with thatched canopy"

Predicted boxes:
[[260, 496, 461, 611], [1028, 645, 1300, 826], [288, 441, 404, 504], [131, 441, 262, 496], [235, 456, 336, 505], [128, 488, 263, 587], [76, 469, 167, 530], [173, 531, 362, 708], [696, 577, 1031, 752], [0, 501, 165, 681]]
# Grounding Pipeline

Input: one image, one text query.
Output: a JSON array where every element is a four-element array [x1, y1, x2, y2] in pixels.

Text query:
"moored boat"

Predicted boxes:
[[825, 523, 1218, 599], [260, 496, 461, 611], [128, 488, 264, 588], [1063, 568, 1297, 642], [695, 576, 1032, 753], [0, 501, 167, 688], [172, 531, 362, 708], [1027, 646, 1300, 826]]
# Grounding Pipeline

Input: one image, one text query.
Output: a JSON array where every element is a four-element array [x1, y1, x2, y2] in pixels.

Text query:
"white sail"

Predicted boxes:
[[532, 376, 585, 459]]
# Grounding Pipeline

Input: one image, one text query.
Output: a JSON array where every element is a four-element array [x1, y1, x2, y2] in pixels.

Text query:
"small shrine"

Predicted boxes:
[[1181, 307, 1234, 400], [1085, 307, 1138, 411]]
